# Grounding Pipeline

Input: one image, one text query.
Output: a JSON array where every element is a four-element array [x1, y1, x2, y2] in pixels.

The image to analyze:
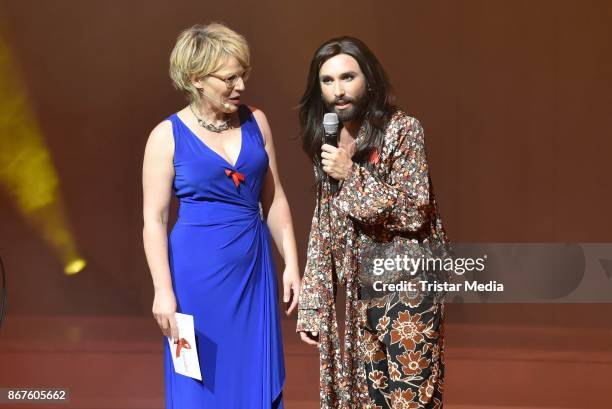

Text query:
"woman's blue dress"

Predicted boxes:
[[163, 105, 285, 408]]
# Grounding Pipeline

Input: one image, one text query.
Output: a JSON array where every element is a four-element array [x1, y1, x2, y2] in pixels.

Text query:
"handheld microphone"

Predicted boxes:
[[323, 113, 339, 194]]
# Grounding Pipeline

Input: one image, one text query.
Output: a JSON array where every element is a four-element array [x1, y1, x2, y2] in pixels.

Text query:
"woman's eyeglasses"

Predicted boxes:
[[207, 67, 251, 88]]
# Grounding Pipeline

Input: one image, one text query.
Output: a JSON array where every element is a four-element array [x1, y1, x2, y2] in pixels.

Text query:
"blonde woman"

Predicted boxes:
[[142, 23, 299, 408]]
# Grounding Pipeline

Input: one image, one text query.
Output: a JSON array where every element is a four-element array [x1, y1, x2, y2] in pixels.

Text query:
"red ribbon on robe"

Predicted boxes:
[[224, 169, 245, 188], [174, 338, 191, 358], [368, 148, 380, 165]]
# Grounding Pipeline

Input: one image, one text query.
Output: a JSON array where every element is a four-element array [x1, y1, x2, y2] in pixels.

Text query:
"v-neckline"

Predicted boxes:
[[175, 112, 244, 169]]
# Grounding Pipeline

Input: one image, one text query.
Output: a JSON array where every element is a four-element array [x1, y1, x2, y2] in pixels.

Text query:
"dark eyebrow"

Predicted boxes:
[[320, 71, 358, 81]]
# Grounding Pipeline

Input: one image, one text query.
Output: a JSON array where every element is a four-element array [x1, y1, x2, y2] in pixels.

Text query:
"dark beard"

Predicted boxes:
[[325, 96, 366, 122]]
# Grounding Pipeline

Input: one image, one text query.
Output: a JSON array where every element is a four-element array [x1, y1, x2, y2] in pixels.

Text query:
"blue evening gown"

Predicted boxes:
[[163, 105, 285, 408]]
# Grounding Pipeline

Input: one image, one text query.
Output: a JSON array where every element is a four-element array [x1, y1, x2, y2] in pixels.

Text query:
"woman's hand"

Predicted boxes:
[[152, 287, 179, 342], [321, 144, 354, 180], [283, 265, 301, 316]]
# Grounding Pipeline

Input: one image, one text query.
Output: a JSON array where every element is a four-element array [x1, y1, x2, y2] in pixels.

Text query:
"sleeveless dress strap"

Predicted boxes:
[[238, 105, 266, 147], [165, 114, 185, 163]]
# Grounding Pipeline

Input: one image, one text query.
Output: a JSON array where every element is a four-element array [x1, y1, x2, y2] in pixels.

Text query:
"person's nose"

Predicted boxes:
[[333, 81, 344, 99], [234, 76, 246, 92]]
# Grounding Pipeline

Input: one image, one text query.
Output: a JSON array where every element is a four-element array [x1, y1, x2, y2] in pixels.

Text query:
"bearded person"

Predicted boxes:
[[296, 37, 450, 409]]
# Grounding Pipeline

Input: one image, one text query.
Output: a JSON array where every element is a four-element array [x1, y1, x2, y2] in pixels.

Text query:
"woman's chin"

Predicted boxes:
[[222, 102, 240, 113], [228, 99, 242, 108]]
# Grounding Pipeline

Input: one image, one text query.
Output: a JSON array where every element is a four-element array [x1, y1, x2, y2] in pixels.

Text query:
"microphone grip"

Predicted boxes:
[[325, 132, 337, 147], [325, 132, 339, 194]]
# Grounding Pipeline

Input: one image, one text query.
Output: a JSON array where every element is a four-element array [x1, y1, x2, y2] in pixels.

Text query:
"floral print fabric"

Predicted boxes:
[[361, 293, 445, 408], [297, 109, 450, 408]]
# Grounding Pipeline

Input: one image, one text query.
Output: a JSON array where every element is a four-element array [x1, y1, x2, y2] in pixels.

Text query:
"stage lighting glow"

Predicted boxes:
[[64, 258, 87, 275], [0, 34, 86, 276]]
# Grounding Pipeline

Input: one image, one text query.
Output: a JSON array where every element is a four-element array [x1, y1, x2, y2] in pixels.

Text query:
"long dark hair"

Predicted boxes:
[[299, 37, 395, 184]]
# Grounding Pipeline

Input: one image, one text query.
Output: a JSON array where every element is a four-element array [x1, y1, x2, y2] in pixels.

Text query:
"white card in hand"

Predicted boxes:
[[167, 312, 202, 381]]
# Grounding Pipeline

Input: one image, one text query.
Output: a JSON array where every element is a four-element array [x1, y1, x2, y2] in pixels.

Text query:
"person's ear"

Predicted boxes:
[[191, 75, 204, 92]]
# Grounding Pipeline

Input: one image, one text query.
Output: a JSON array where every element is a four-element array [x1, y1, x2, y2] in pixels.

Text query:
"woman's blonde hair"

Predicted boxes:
[[169, 23, 250, 102]]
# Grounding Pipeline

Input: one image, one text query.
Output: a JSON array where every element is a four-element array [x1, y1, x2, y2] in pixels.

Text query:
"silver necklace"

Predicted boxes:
[[189, 104, 231, 133]]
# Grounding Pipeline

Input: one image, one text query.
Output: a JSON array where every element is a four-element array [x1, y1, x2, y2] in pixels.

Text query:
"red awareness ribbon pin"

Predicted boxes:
[[174, 338, 192, 358], [225, 169, 246, 188], [369, 148, 380, 164]]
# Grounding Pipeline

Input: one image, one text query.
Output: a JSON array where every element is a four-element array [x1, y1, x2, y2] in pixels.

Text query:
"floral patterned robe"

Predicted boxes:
[[297, 109, 450, 408]]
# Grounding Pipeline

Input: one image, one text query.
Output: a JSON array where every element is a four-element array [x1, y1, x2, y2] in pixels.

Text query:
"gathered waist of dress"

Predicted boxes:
[[176, 200, 263, 226]]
